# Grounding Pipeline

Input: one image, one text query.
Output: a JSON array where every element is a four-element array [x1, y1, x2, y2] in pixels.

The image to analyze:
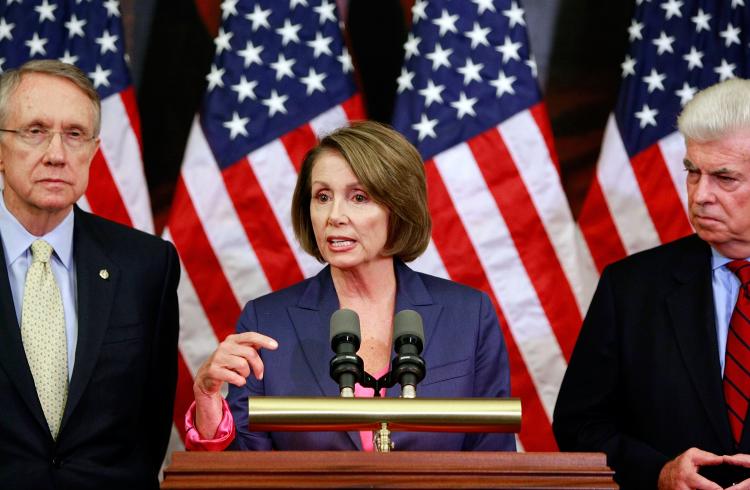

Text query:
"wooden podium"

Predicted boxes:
[[161, 451, 617, 489]]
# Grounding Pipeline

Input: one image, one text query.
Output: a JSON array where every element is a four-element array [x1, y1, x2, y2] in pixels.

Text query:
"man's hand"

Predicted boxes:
[[658, 447, 724, 490], [723, 454, 750, 490]]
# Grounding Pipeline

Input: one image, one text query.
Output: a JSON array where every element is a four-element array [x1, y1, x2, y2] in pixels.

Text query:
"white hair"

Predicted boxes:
[[677, 78, 750, 142]]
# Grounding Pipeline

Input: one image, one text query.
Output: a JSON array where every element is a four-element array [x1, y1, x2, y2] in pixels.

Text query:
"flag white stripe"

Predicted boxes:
[[434, 143, 566, 419], [76, 194, 92, 213], [409, 238, 450, 280], [181, 118, 271, 304], [310, 104, 351, 138], [597, 115, 660, 255], [99, 94, 154, 233], [499, 112, 597, 312], [163, 229, 219, 377], [247, 140, 324, 279], [573, 225, 598, 313], [658, 131, 689, 214]]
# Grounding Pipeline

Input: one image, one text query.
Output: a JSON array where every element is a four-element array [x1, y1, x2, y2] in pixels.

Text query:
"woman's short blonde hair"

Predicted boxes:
[[291, 121, 431, 263]]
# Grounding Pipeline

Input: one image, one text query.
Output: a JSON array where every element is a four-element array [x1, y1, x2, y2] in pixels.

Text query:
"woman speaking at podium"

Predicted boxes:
[[185, 121, 515, 452]]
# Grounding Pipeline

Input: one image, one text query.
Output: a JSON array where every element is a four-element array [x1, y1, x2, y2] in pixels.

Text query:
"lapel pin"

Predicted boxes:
[[99, 269, 109, 280]]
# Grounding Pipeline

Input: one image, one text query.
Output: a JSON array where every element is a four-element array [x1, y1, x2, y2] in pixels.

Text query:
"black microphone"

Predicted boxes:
[[391, 310, 426, 398], [329, 309, 364, 397]]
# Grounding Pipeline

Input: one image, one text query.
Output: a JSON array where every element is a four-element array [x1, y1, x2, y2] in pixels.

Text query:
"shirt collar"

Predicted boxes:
[[711, 246, 749, 271], [0, 193, 75, 270]]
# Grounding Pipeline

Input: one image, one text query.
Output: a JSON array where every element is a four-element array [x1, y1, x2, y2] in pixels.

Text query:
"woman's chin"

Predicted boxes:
[[326, 252, 360, 269]]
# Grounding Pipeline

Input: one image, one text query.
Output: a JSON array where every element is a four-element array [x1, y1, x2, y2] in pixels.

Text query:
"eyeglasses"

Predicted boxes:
[[0, 127, 96, 150]]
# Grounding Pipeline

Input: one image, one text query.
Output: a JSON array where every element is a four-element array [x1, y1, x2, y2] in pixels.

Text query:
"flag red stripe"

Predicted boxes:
[[468, 130, 581, 360], [280, 124, 318, 173], [340, 94, 366, 121], [169, 178, 241, 340], [425, 160, 557, 451], [119, 87, 143, 150], [630, 146, 692, 244], [578, 178, 629, 272], [222, 159, 305, 291], [529, 103, 561, 173], [85, 150, 133, 227], [172, 352, 194, 441]]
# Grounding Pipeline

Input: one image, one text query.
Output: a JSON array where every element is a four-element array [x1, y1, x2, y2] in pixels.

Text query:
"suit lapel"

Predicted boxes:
[[61, 210, 119, 429], [667, 238, 733, 452], [288, 262, 444, 449], [288, 266, 340, 398], [386, 261, 442, 397], [0, 234, 50, 434], [287, 266, 362, 448], [386, 262, 441, 451]]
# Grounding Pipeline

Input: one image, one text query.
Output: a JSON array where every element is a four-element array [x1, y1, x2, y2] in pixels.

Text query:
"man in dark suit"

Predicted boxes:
[[554, 79, 750, 489], [0, 60, 179, 489]]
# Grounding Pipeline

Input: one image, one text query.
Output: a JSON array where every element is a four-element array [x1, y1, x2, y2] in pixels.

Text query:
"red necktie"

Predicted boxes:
[[723, 259, 750, 445]]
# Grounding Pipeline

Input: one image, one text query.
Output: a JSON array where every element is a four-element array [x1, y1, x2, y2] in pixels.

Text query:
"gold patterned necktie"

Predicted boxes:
[[21, 239, 68, 439]]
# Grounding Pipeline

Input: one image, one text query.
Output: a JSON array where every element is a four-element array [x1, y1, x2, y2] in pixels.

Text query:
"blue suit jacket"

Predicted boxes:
[[226, 260, 515, 451]]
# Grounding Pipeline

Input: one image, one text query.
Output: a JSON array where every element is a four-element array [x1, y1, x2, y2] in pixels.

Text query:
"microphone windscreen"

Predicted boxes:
[[393, 309, 424, 342], [329, 308, 361, 343]]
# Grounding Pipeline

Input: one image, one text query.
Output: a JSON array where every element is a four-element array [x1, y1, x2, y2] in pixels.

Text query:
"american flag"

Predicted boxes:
[[0, 0, 153, 232], [578, 0, 750, 272], [391, 0, 597, 450], [164, 0, 365, 447]]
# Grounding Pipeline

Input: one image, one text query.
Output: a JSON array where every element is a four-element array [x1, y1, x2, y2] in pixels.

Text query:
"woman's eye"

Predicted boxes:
[[353, 193, 368, 202], [316, 193, 330, 202]]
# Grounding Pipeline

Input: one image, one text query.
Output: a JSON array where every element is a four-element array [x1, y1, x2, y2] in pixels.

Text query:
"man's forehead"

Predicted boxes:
[[687, 132, 750, 160], [12, 72, 88, 99], [7, 73, 95, 125]]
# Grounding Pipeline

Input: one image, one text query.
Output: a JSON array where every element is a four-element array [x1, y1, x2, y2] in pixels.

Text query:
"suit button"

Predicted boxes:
[[51, 457, 61, 468]]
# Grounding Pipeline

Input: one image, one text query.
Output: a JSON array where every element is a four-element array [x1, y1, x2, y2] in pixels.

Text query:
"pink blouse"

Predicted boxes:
[[354, 369, 387, 451]]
